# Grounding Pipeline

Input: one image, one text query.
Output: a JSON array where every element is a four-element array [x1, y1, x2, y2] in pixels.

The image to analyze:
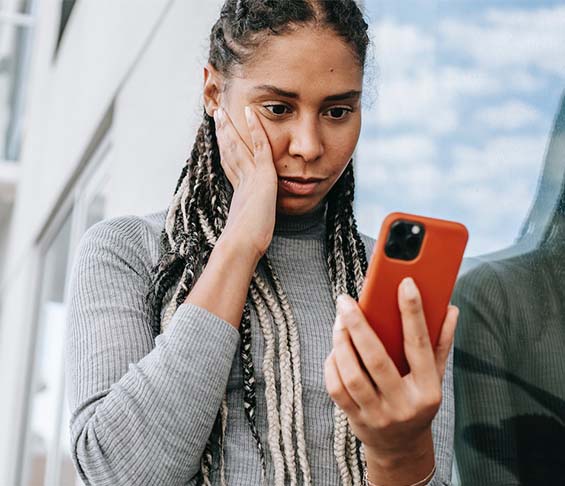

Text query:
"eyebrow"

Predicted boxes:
[[252, 84, 361, 102]]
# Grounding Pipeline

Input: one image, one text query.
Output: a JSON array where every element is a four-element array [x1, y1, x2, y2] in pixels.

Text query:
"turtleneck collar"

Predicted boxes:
[[273, 199, 328, 240]]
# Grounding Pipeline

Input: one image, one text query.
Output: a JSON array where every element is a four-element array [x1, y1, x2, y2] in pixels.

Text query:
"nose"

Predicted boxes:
[[288, 114, 324, 163]]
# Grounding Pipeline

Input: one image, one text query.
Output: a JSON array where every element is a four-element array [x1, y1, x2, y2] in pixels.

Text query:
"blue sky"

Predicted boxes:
[[355, 0, 565, 256]]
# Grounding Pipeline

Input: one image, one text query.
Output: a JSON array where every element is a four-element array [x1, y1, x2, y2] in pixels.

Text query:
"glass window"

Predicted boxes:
[[0, 20, 34, 161], [18, 134, 110, 485], [56, 184, 107, 486], [20, 212, 72, 486], [359, 2, 565, 484], [0, 0, 34, 14], [358, 0, 565, 257]]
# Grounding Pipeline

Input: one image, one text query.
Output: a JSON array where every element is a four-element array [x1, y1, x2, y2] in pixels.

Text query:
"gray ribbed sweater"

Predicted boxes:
[[65, 204, 454, 485]]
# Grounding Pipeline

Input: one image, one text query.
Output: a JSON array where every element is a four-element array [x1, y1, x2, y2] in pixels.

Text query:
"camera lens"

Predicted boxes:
[[405, 235, 420, 250], [391, 221, 406, 238], [385, 240, 401, 257]]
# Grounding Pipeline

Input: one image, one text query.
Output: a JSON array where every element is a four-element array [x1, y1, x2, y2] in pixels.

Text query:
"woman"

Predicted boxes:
[[66, 1, 457, 485]]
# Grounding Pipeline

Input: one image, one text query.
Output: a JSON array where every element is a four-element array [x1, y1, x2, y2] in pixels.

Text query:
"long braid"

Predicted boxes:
[[249, 280, 286, 485], [344, 167, 369, 485], [253, 267, 298, 485], [325, 162, 370, 485], [240, 299, 268, 482], [327, 169, 355, 486], [263, 255, 312, 485], [146, 1, 371, 484]]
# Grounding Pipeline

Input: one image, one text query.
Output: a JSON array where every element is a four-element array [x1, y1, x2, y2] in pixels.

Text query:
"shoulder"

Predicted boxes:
[[454, 249, 540, 305], [75, 209, 167, 279]]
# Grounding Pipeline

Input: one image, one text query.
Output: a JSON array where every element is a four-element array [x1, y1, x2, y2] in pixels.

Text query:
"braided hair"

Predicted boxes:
[[145, 1, 371, 484]]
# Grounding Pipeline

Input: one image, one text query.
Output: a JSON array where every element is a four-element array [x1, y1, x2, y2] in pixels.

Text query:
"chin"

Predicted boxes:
[[276, 197, 325, 215]]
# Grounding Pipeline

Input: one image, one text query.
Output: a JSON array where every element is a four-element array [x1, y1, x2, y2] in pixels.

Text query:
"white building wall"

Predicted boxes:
[[0, 0, 222, 483]]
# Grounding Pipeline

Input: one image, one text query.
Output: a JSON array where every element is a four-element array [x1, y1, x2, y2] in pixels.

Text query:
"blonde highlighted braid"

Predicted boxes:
[[146, 1, 372, 484]]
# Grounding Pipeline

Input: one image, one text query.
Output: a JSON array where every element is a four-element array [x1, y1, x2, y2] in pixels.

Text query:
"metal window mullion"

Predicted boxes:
[[0, 11, 35, 27]]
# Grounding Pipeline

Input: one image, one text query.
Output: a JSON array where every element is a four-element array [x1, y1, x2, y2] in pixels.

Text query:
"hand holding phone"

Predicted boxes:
[[324, 212, 466, 472], [358, 212, 468, 376]]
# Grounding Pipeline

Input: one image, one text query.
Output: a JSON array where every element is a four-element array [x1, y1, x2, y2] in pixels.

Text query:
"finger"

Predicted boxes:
[[336, 294, 404, 400], [434, 305, 458, 380], [324, 349, 361, 418], [245, 106, 274, 168], [214, 110, 239, 184], [216, 107, 254, 175], [332, 311, 379, 411], [398, 277, 436, 386]]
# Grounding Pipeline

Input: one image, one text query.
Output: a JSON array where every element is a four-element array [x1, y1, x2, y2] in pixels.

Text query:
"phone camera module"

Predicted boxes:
[[385, 220, 425, 261]]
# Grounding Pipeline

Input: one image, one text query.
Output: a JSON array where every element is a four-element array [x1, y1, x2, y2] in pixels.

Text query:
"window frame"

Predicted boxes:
[[15, 133, 111, 486]]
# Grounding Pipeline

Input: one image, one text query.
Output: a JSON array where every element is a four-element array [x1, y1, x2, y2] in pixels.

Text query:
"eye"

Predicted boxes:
[[263, 104, 291, 117], [261, 104, 354, 120], [325, 107, 353, 120]]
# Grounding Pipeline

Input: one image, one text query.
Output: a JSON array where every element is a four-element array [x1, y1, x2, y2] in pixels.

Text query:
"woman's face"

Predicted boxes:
[[204, 27, 363, 216]]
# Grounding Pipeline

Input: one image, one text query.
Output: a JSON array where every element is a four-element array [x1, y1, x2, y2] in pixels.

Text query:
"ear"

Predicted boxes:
[[203, 63, 223, 117]]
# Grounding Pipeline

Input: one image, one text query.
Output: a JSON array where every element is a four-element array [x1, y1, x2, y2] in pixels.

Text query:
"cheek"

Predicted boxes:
[[262, 125, 288, 168], [325, 137, 358, 178]]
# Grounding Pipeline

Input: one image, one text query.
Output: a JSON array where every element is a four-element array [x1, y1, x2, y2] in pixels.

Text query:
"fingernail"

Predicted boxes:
[[334, 294, 347, 332], [402, 277, 417, 299], [336, 294, 351, 316], [245, 105, 252, 124]]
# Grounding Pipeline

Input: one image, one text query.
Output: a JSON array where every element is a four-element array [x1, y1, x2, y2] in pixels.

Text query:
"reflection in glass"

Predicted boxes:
[[453, 93, 565, 484], [23, 214, 72, 486], [358, 1, 564, 258], [84, 192, 106, 232], [0, 20, 33, 161], [58, 388, 83, 486], [17, 0, 34, 14], [0, 0, 34, 13]]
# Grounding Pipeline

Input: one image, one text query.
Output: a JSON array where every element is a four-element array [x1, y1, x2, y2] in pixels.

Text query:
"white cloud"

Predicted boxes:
[[474, 100, 543, 130], [366, 20, 459, 134], [357, 134, 437, 165], [450, 135, 547, 184], [354, 201, 388, 239], [357, 5, 564, 256], [356, 133, 547, 256], [364, 6, 564, 135], [439, 66, 502, 97], [369, 19, 435, 78], [439, 6, 565, 76], [368, 72, 459, 134], [356, 133, 443, 206]]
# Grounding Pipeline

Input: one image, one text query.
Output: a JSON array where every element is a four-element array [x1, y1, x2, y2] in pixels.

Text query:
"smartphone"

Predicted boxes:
[[358, 212, 468, 376]]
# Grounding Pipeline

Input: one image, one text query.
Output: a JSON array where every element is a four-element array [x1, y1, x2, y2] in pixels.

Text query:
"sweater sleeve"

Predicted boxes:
[[428, 343, 455, 486], [64, 217, 241, 486]]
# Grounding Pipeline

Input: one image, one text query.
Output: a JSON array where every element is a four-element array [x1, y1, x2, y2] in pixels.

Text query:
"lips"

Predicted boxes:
[[278, 176, 323, 195], [278, 176, 324, 183]]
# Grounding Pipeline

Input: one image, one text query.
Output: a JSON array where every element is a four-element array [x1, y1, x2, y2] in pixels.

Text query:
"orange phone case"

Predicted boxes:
[[358, 212, 468, 376]]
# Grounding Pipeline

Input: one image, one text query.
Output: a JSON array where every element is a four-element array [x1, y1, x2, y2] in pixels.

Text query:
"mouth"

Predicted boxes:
[[278, 176, 324, 196]]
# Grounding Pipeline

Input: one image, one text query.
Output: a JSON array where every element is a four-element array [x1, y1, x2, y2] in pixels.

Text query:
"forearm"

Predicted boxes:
[[185, 234, 260, 329]]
